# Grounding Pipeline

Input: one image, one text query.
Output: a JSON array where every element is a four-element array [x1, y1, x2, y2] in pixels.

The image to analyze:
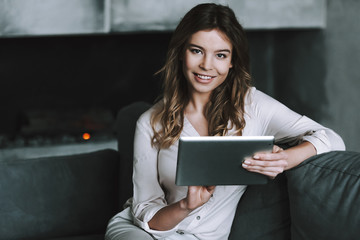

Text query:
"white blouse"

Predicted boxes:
[[130, 87, 345, 239]]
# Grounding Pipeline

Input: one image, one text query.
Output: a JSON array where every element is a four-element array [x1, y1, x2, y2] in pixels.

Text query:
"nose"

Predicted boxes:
[[199, 55, 213, 70]]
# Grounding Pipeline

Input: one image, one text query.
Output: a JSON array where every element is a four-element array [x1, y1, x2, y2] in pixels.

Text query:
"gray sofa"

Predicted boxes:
[[1, 102, 359, 240]]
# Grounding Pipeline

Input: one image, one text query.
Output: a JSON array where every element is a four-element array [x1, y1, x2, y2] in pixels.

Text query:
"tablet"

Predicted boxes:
[[175, 136, 274, 186]]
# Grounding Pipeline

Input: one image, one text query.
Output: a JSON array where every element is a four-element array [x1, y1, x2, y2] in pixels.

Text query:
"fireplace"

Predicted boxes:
[[0, 32, 170, 151]]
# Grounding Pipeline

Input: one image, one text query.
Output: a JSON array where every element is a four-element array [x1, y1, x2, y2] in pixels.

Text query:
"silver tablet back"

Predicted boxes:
[[175, 136, 274, 186]]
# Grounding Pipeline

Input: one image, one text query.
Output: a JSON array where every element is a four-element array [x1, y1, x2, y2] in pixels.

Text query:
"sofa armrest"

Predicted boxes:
[[286, 151, 360, 240], [229, 173, 291, 240]]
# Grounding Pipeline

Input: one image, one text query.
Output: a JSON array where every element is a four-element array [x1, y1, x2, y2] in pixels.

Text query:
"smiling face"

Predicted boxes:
[[182, 29, 233, 100]]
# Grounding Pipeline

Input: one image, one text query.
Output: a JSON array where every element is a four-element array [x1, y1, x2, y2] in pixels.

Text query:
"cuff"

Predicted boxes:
[[303, 130, 331, 155]]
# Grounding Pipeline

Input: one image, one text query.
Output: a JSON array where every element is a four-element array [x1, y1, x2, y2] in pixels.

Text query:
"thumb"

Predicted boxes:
[[273, 145, 283, 153]]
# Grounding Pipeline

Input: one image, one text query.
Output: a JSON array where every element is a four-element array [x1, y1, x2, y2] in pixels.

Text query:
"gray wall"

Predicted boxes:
[[323, 0, 360, 151], [261, 0, 360, 151]]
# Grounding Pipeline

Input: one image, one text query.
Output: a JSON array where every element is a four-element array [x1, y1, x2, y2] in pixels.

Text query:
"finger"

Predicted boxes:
[[188, 186, 205, 198], [253, 151, 287, 161], [243, 164, 285, 174], [187, 186, 212, 202], [188, 186, 200, 193], [243, 158, 288, 168]]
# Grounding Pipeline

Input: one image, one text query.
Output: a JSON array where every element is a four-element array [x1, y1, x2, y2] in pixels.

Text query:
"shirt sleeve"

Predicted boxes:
[[250, 88, 345, 153], [131, 109, 179, 238]]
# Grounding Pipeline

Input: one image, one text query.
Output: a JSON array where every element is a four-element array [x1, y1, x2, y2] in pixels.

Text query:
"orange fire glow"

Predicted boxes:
[[82, 133, 91, 140]]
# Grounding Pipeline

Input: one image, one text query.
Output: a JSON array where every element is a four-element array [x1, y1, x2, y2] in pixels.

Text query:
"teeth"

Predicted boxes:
[[196, 74, 212, 80]]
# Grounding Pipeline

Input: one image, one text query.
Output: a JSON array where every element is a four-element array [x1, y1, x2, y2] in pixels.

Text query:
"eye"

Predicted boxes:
[[216, 53, 227, 59], [190, 48, 202, 55]]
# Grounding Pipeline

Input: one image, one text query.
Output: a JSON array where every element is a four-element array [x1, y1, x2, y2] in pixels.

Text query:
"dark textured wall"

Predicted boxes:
[[0, 33, 169, 111], [248, 29, 328, 124]]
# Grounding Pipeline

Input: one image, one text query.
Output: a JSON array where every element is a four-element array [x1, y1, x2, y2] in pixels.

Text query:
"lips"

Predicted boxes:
[[194, 73, 215, 83]]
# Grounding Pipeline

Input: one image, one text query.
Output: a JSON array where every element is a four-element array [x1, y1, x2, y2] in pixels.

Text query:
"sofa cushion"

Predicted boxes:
[[0, 149, 120, 240], [286, 151, 360, 240], [229, 173, 291, 240]]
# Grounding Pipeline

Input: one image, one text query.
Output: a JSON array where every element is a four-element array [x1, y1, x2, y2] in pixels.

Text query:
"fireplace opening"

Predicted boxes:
[[0, 108, 115, 149]]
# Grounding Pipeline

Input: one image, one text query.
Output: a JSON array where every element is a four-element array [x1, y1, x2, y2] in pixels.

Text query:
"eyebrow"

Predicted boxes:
[[188, 44, 231, 53]]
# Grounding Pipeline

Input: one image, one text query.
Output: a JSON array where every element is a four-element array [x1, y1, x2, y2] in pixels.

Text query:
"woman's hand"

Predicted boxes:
[[242, 145, 288, 178], [180, 186, 215, 211], [149, 185, 215, 231]]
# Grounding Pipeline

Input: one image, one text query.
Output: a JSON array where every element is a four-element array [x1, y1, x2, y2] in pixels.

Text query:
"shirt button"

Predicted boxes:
[[196, 216, 201, 220]]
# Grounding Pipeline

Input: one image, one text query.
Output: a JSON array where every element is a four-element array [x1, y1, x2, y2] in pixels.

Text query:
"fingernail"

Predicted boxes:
[[253, 155, 259, 159], [244, 160, 251, 164], [242, 163, 248, 168]]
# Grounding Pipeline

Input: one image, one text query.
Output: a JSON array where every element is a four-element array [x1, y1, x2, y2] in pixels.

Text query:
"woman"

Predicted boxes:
[[106, 3, 345, 240]]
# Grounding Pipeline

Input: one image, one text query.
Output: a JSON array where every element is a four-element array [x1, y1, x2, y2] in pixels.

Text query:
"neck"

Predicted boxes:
[[185, 92, 210, 115]]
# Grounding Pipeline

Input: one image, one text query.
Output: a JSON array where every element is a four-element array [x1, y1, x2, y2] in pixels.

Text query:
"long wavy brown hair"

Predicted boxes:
[[151, 3, 252, 149]]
